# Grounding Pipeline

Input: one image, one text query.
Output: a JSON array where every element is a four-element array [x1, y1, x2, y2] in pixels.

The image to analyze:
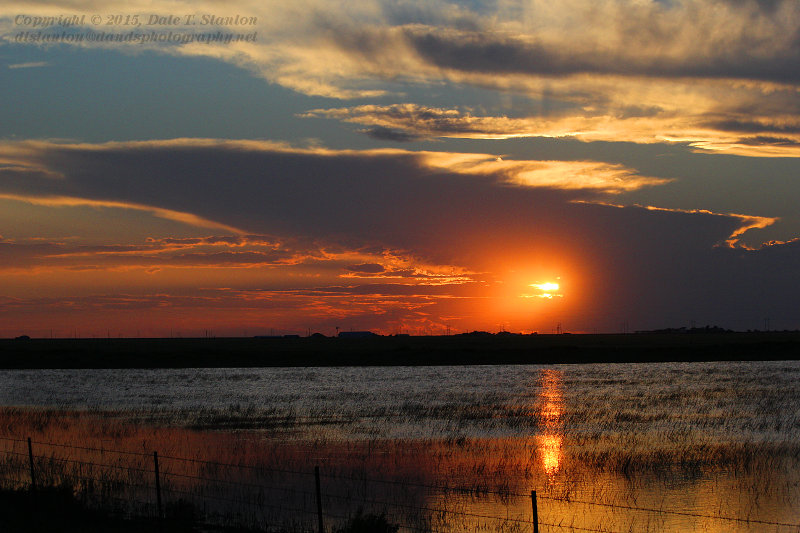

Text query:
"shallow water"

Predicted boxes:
[[2, 362, 799, 442], [1, 361, 799, 531]]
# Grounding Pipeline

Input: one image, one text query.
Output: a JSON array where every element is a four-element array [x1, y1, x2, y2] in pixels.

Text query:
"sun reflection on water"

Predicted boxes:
[[536, 368, 564, 478]]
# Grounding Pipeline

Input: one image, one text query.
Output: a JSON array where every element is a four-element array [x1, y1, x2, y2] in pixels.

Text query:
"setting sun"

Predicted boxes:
[[523, 280, 563, 299], [531, 282, 560, 292]]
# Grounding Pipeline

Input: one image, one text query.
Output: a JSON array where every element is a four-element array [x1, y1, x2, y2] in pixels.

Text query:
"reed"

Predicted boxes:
[[2, 403, 799, 532], [2, 361, 800, 531]]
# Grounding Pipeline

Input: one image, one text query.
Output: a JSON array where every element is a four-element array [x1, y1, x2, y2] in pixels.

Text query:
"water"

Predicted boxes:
[[1, 361, 799, 531], [1, 362, 799, 440]]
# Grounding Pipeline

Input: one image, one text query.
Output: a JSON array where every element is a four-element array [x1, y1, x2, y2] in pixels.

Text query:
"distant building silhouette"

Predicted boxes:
[[636, 325, 733, 334], [456, 331, 493, 337], [338, 331, 379, 339]]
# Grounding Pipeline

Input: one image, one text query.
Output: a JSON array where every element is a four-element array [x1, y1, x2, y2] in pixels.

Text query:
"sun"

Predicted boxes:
[[518, 279, 563, 300]]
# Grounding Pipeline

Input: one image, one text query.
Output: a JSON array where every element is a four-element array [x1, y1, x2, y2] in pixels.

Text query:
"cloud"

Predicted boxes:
[[360, 126, 422, 142], [0, 193, 245, 234], [0, 139, 669, 222], [4, 1, 800, 154], [305, 104, 800, 157], [575, 201, 779, 249], [302, 104, 512, 138], [7, 61, 49, 69], [0, 137, 798, 333], [424, 154, 672, 193], [346, 263, 385, 274], [398, 21, 800, 83], [702, 118, 800, 135], [0, 223, 479, 319], [0, 234, 293, 271], [0, 285, 468, 337], [0, 231, 444, 277], [0, 138, 768, 252]]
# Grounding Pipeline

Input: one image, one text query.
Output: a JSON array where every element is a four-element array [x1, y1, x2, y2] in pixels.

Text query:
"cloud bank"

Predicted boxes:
[[1, 138, 797, 334], [3, 0, 800, 154]]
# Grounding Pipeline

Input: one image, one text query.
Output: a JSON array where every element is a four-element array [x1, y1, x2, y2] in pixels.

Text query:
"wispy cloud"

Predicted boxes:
[[418, 151, 672, 193], [304, 104, 800, 157], [7, 61, 49, 69], [0, 193, 245, 234]]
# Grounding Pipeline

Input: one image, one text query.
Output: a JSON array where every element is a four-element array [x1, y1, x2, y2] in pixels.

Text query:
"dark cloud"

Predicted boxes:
[[720, 0, 784, 14], [615, 105, 665, 119], [307, 3, 800, 88], [307, 105, 501, 137], [171, 250, 297, 265], [360, 126, 422, 142], [403, 30, 583, 77], [0, 233, 310, 269], [284, 283, 471, 297], [400, 27, 800, 84], [346, 263, 386, 273], [737, 136, 800, 146], [703, 119, 800, 134], [0, 141, 683, 259]]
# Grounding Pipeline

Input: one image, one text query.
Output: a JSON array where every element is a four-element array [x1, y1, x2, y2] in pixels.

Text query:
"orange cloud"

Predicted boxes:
[[304, 104, 800, 157], [418, 152, 670, 193], [0, 193, 246, 234]]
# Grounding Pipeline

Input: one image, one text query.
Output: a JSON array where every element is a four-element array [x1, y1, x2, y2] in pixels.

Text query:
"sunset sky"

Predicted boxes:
[[1, 0, 799, 337]]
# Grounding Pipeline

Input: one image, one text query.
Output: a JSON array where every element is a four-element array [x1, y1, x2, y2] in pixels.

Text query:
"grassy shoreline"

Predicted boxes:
[[1, 332, 799, 368]]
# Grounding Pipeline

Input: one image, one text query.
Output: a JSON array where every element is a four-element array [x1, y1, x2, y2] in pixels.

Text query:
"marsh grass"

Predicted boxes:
[[2, 362, 800, 531], [2, 404, 800, 532]]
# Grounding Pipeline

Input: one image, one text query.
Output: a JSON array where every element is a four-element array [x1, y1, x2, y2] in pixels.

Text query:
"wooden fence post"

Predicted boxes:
[[27, 437, 37, 514], [154, 451, 163, 521], [27, 438, 36, 492], [531, 490, 539, 533], [315, 465, 324, 533]]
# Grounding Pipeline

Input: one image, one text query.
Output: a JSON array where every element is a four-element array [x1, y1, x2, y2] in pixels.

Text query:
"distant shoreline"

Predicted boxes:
[[1, 332, 799, 369]]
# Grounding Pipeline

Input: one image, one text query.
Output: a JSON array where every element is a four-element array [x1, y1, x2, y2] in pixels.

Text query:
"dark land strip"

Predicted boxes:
[[1, 332, 799, 368]]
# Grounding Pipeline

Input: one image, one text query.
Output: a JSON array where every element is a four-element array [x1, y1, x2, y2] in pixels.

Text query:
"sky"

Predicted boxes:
[[1, 0, 799, 337]]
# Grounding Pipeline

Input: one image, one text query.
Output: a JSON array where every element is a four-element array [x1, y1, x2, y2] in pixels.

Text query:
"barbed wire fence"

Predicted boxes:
[[1, 435, 799, 533]]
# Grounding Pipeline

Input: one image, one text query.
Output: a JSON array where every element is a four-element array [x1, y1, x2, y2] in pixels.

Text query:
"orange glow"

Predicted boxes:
[[523, 281, 562, 299], [539, 434, 563, 476], [536, 368, 564, 478], [478, 258, 589, 332], [518, 278, 564, 300]]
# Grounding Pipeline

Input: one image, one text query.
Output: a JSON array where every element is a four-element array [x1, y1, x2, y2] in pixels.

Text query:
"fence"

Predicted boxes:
[[1, 435, 800, 533]]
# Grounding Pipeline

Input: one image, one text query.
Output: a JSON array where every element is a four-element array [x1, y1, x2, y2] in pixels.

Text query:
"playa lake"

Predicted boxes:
[[1, 361, 799, 532]]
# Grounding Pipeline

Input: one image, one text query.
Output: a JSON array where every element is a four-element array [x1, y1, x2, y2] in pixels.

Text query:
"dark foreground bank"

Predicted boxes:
[[0, 485, 398, 533], [1, 332, 799, 368], [0, 485, 196, 533]]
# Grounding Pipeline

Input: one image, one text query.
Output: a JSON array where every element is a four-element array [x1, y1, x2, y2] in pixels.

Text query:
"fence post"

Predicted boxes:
[[154, 451, 163, 521], [531, 490, 538, 533], [27, 437, 37, 513], [315, 465, 324, 533], [27, 438, 36, 491]]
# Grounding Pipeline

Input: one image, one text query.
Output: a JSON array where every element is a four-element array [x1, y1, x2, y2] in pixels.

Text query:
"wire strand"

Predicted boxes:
[[4, 435, 800, 530]]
